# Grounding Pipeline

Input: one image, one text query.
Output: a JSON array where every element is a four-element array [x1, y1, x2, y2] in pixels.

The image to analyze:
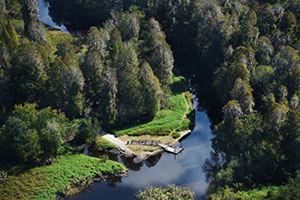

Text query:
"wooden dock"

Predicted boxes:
[[127, 140, 184, 155], [158, 143, 184, 155]]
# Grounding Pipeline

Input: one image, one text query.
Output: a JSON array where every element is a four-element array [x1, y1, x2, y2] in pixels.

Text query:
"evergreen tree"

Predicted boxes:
[[139, 62, 162, 119], [20, 0, 45, 41], [144, 18, 174, 85]]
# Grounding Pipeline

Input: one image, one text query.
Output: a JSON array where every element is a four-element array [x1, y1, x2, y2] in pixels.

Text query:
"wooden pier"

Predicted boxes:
[[158, 143, 184, 154], [128, 140, 184, 155]]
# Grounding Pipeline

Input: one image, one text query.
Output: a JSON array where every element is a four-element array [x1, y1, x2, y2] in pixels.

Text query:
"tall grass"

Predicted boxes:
[[0, 154, 125, 200], [114, 76, 193, 137]]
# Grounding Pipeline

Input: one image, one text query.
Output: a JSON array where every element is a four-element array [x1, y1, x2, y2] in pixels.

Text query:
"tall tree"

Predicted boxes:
[[144, 18, 174, 85], [139, 62, 162, 119], [20, 0, 45, 41]]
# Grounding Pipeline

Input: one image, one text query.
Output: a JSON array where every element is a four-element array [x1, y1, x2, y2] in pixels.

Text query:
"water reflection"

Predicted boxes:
[[71, 101, 214, 200], [38, 0, 68, 33]]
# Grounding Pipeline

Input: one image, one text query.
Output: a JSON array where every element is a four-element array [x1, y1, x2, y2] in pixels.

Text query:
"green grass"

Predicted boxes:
[[0, 154, 125, 200], [114, 76, 193, 137], [95, 136, 117, 150]]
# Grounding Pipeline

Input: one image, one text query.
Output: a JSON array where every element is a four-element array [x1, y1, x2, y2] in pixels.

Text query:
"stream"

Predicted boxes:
[[38, 1, 214, 199]]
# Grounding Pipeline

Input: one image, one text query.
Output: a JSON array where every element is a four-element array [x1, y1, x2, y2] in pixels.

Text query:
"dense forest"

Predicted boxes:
[[1, 0, 300, 199], [0, 0, 176, 164]]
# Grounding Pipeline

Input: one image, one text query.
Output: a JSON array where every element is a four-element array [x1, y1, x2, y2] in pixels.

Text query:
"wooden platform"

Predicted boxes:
[[126, 139, 184, 155], [158, 143, 184, 155]]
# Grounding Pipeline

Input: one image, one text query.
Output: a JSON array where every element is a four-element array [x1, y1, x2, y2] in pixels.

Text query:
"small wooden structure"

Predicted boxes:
[[158, 143, 184, 154], [127, 140, 184, 155]]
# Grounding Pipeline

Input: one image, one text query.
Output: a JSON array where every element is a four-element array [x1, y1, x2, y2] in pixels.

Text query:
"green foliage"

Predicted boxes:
[[1, 104, 70, 165], [142, 17, 174, 85], [172, 131, 180, 139], [94, 136, 117, 150], [114, 77, 192, 136], [6, 41, 48, 107], [4, 19, 19, 47], [137, 184, 194, 200], [251, 65, 275, 96], [269, 172, 300, 200], [139, 62, 162, 119], [77, 118, 101, 145], [45, 30, 73, 60], [0, 154, 125, 200], [47, 55, 84, 119], [209, 186, 280, 200]]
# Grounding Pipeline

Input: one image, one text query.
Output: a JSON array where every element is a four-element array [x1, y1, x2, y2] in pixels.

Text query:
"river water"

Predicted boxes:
[[38, 0, 68, 33], [37, 1, 214, 199], [70, 101, 213, 200]]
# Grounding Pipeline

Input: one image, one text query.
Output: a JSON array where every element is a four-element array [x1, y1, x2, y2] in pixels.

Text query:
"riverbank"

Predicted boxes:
[[98, 76, 194, 162], [0, 154, 126, 200]]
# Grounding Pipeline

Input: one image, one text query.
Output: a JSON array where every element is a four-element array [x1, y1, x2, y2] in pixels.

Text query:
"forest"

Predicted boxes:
[[1, 0, 300, 199]]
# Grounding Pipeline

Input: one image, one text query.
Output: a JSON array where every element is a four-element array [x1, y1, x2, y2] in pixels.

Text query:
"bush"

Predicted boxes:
[[1, 104, 70, 165], [94, 136, 117, 150], [137, 184, 194, 200], [172, 132, 180, 139]]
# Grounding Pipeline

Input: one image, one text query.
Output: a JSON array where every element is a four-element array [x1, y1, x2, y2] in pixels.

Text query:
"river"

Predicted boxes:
[[37, 1, 214, 199], [38, 0, 68, 33], [70, 102, 213, 200]]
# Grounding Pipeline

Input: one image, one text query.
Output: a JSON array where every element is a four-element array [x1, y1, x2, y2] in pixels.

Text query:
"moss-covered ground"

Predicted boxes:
[[0, 154, 125, 200]]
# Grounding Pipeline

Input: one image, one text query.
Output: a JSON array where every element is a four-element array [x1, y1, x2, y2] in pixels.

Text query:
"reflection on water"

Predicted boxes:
[[38, 0, 68, 33], [71, 100, 214, 200]]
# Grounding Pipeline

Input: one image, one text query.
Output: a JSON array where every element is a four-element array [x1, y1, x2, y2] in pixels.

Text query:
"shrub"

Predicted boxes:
[[94, 136, 117, 150], [172, 132, 180, 139], [137, 184, 194, 200]]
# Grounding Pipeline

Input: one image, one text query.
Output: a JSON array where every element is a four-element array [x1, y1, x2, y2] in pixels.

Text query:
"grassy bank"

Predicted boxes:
[[114, 76, 193, 137], [94, 136, 118, 150], [0, 154, 125, 200]]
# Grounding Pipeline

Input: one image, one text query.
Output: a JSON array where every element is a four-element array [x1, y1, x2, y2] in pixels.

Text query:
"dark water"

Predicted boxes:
[[70, 101, 213, 200], [38, 0, 68, 33]]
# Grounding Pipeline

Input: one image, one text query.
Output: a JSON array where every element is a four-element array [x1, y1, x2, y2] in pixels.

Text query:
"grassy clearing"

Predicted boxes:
[[0, 154, 125, 200], [114, 76, 193, 137]]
